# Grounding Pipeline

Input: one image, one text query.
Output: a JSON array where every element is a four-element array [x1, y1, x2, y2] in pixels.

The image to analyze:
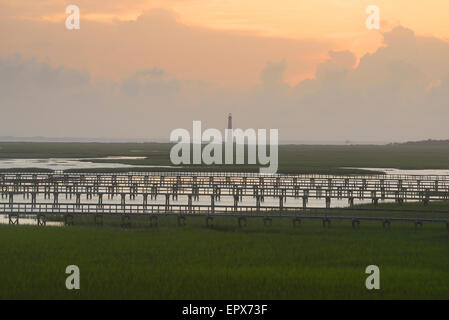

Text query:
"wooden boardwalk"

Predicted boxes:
[[2, 171, 449, 208], [1, 172, 449, 228], [2, 202, 449, 229]]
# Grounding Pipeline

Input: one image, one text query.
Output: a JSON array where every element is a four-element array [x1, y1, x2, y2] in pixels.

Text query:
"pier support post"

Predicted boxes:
[[143, 193, 148, 210], [188, 195, 193, 214], [8, 192, 14, 208], [86, 186, 92, 200], [395, 191, 404, 204], [172, 186, 178, 200], [193, 184, 199, 201], [325, 196, 331, 209], [149, 215, 158, 227], [37, 214, 46, 226], [97, 193, 104, 208], [292, 217, 301, 228], [151, 184, 158, 200], [205, 216, 213, 228], [381, 187, 386, 200], [348, 197, 354, 208], [94, 214, 103, 226], [121, 214, 131, 228], [121, 193, 126, 210], [76, 193, 81, 209], [53, 192, 59, 208], [8, 213, 19, 225], [130, 183, 137, 200], [177, 215, 186, 226], [64, 214, 74, 226], [263, 217, 272, 227], [234, 195, 239, 213], [414, 221, 423, 231], [165, 194, 170, 213], [238, 216, 247, 228], [31, 192, 37, 208], [210, 196, 215, 214], [423, 189, 430, 205], [322, 218, 331, 228]]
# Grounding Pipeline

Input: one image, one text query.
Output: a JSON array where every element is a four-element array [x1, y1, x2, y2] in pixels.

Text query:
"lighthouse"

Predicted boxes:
[[226, 113, 233, 144]]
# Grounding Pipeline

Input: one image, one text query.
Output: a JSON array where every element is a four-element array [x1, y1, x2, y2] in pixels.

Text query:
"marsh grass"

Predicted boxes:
[[1, 214, 448, 299], [3, 142, 449, 174]]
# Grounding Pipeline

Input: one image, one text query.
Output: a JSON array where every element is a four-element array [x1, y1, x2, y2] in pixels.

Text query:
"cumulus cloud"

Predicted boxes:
[[283, 27, 449, 141], [1, 26, 449, 142], [260, 60, 288, 91], [315, 50, 356, 84], [0, 8, 330, 87]]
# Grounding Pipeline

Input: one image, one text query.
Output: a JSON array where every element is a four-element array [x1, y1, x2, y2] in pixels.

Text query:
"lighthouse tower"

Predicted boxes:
[[226, 113, 233, 144]]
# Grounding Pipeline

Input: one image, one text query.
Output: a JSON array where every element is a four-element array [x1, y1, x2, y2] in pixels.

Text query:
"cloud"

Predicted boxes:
[[120, 68, 180, 97], [282, 27, 449, 141], [1, 26, 449, 142], [0, 8, 331, 87], [259, 60, 288, 91], [315, 50, 356, 85]]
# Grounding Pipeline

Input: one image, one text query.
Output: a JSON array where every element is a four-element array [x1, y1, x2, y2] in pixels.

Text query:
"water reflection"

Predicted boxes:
[[347, 167, 449, 176], [2, 164, 448, 226], [0, 157, 176, 171], [0, 214, 63, 226]]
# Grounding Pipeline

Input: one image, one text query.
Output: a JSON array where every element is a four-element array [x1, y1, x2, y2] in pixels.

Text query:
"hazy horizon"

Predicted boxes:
[[0, 135, 426, 145]]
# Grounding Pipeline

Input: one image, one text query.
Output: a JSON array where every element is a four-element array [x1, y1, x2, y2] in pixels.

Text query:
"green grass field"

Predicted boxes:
[[1, 203, 448, 300], [1, 142, 449, 299]]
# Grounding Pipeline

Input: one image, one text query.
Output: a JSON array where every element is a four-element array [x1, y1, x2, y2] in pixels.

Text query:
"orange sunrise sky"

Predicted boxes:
[[1, 0, 449, 141], [2, 0, 449, 86]]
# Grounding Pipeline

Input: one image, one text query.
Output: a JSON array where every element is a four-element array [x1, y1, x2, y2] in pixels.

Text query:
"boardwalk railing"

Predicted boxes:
[[2, 172, 449, 229], [3, 202, 449, 229]]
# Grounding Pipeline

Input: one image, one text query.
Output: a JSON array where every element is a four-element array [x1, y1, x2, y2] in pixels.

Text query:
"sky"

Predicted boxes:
[[1, 0, 449, 142]]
